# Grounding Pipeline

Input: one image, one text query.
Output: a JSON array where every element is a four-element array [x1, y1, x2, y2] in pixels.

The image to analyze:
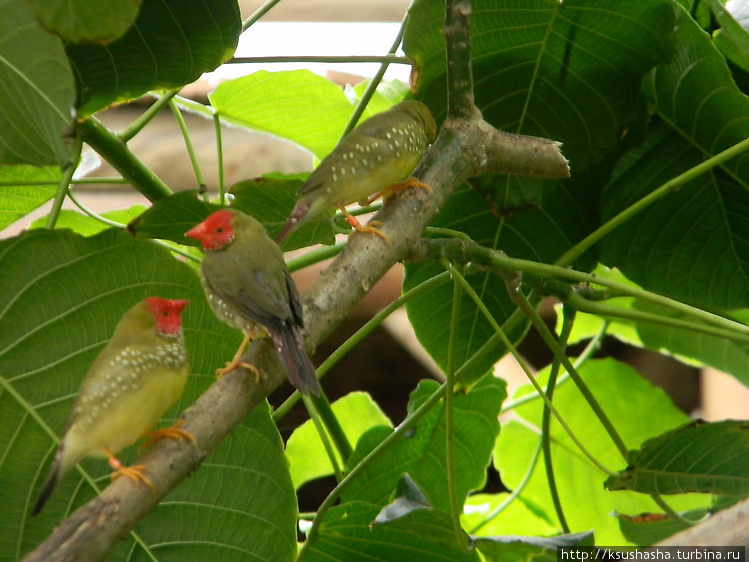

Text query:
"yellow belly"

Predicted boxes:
[[62, 365, 188, 469]]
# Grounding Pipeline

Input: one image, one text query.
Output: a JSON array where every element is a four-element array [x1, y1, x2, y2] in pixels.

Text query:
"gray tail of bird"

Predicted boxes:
[[273, 325, 321, 396], [33, 444, 64, 515]]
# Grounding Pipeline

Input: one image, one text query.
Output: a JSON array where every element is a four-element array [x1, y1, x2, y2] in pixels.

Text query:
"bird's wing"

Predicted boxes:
[[202, 249, 292, 331]]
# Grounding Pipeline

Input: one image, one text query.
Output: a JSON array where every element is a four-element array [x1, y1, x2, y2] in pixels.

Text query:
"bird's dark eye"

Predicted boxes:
[[216, 227, 224, 233], [162, 311, 169, 317]]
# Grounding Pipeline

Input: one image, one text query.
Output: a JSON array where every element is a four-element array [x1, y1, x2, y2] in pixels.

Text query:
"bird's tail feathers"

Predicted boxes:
[[273, 326, 321, 396], [33, 443, 65, 516]]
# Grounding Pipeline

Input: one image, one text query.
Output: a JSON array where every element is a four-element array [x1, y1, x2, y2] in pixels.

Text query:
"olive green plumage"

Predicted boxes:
[[188, 209, 321, 396], [34, 298, 189, 515], [277, 100, 437, 241]]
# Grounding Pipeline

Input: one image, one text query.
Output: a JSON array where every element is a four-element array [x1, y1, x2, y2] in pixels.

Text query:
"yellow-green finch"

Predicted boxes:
[[34, 297, 190, 515], [276, 99, 437, 243], [185, 209, 321, 396]]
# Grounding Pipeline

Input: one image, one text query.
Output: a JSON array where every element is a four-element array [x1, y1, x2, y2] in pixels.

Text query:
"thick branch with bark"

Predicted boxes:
[[24, 2, 568, 560]]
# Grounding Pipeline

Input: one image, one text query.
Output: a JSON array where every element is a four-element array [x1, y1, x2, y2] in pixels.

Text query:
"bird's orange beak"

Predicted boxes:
[[185, 222, 208, 247]]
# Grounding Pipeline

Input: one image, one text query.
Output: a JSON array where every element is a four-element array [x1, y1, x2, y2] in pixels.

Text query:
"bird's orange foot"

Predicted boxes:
[[140, 420, 196, 450], [368, 177, 432, 204], [216, 358, 262, 381], [104, 449, 156, 492], [344, 214, 392, 245]]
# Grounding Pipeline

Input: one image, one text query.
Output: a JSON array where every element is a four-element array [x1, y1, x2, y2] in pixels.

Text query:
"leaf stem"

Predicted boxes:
[[303, 395, 344, 482], [442, 258, 471, 552], [242, 0, 283, 32], [119, 91, 178, 143], [228, 55, 411, 65], [506, 280, 628, 459], [169, 99, 206, 194], [309, 391, 353, 464], [76, 117, 173, 202], [338, 14, 408, 140], [451, 268, 615, 475], [214, 114, 226, 205], [543, 306, 575, 534], [468, 437, 543, 534], [45, 136, 83, 229], [285, 240, 348, 272], [556, 135, 749, 267]]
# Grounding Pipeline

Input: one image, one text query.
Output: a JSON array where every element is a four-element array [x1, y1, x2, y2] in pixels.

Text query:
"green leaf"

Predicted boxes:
[[27, 0, 141, 44], [30, 207, 147, 236], [127, 190, 220, 246], [404, 176, 596, 383], [304, 501, 479, 562], [0, 165, 59, 230], [562, 266, 749, 388], [709, 0, 749, 72], [0, 0, 75, 166], [0, 229, 267, 559], [616, 507, 710, 546], [67, 0, 240, 116], [404, 0, 676, 170], [474, 531, 593, 562], [601, 8, 749, 310], [606, 420, 749, 496], [230, 175, 337, 250], [462, 493, 557, 537], [286, 391, 391, 490], [341, 373, 506, 512], [495, 359, 710, 544], [210, 70, 405, 160]]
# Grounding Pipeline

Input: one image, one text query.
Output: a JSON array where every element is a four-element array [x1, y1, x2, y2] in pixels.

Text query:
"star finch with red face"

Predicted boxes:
[[34, 297, 190, 515], [185, 209, 321, 396]]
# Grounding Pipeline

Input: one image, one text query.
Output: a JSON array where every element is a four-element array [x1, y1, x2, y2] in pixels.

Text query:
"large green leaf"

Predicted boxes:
[[286, 392, 391, 490], [27, 0, 141, 44], [67, 0, 240, 116], [563, 266, 749, 389], [404, 0, 676, 170], [494, 359, 710, 544], [0, 229, 299, 561], [341, 373, 505, 511], [209, 70, 407, 160], [0, 0, 75, 166], [601, 8, 749, 310], [303, 501, 479, 562], [606, 420, 749, 497], [0, 166, 59, 231]]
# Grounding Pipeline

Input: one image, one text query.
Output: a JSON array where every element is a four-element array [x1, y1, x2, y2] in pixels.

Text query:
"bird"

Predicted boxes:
[[33, 297, 191, 515], [185, 209, 322, 396], [276, 99, 437, 244]]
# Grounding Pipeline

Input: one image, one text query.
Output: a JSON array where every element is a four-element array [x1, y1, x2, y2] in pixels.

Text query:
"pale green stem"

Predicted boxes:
[[303, 395, 343, 482], [442, 258, 470, 553], [119, 91, 178, 142], [499, 321, 608, 414], [272, 271, 451, 422], [66, 187, 127, 229], [507, 281, 628, 459], [543, 306, 575, 534], [556, 135, 749, 267], [169, 99, 206, 194], [468, 437, 543, 534], [451, 268, 615, 476], [285, 241, 347, 272], [45, 137, 83, 229], [338, 14, 408, 140], [213, 113, 226, 205], [229, 55, 410, 64], [242, 0, 283, 32]]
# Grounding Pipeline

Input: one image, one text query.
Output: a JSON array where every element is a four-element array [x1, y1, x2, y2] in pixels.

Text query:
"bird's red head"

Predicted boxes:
[[145, 297, 189, 335], [185, 210, 235, 250]]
